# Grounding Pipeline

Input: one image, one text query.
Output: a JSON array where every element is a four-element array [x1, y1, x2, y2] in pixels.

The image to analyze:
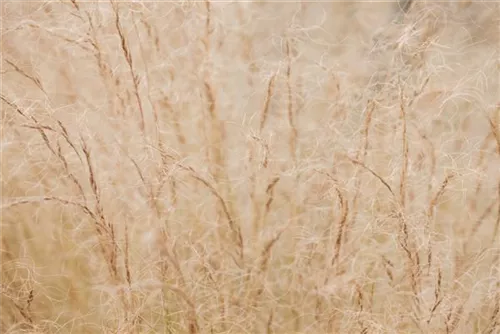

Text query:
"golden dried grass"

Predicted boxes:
[[1, 1, 499, 333]]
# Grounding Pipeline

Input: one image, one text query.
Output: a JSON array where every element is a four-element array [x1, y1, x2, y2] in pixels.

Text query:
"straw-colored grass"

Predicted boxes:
[[1, 1, 499, 333]]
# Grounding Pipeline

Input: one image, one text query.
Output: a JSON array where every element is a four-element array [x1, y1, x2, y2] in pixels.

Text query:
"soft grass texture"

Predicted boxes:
[[1, 1, 499, 333]]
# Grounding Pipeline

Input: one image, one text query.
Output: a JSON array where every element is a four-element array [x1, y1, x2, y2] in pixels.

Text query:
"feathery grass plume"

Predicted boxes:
[[112, 0, 146, 133]]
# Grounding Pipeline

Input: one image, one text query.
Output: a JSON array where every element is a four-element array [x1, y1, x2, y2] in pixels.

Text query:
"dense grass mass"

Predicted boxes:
[[1, 1, 499, 333]]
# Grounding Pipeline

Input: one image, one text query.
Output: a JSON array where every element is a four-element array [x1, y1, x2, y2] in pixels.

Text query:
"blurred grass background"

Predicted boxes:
[[1, 1, 499, 333]]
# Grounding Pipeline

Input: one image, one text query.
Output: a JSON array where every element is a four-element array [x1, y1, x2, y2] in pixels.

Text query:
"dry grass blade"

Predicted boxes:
[[285, 39, 297, 162], [399, 79, 409, 210], [428, 173, 454, 218], [331, 187, 349, 266], [4, 59, 46, 94], [56, 120, 83, 164], [2, 196, 97, 223], [263, 176, 280, 221], [346, 156, 395, 197], [259, 73, 276, 133], [1, 95, 28, 118]]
